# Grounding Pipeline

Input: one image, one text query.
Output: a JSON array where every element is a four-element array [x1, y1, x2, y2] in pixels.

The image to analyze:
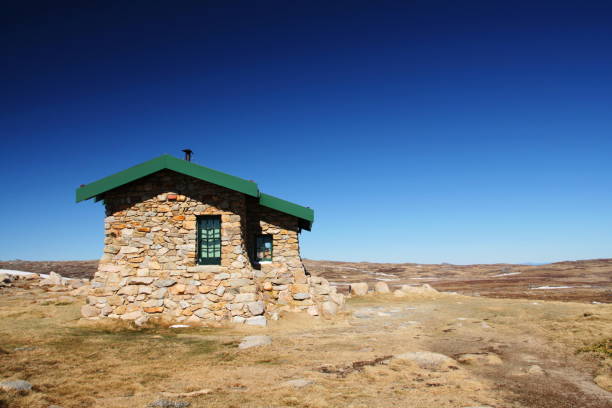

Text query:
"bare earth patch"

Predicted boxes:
[[0, 281, 610, 408]]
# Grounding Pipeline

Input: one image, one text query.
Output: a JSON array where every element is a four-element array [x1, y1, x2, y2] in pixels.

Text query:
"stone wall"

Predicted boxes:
[[84, 170, 343, 325]]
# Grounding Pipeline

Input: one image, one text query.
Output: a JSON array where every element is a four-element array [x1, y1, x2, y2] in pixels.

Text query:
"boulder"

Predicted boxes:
[[374, 282, 390, 294], [393, 289, 406, 297], [399, 284, 438, 295], [350, 282, 369, 296], [238, 335, 272, 349], [39, 271, 64, 286], [0, 273, 13, 285]]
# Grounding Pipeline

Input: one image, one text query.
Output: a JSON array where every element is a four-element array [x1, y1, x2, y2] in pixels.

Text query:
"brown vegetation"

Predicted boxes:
[[1, 282, 610, 407], [304, 258, 612, 303]]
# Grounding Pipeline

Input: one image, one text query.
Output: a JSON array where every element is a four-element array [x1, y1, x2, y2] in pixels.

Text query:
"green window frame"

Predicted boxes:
[[197, 215, 221, 265], [255, 235, 273, 263]]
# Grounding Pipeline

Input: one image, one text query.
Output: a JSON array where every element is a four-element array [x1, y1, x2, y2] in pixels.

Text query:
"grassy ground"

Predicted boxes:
[[1, 286, 610, 408]]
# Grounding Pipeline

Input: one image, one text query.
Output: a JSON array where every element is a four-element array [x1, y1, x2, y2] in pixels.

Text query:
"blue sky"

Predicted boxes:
[[1, 1, 611, 264]]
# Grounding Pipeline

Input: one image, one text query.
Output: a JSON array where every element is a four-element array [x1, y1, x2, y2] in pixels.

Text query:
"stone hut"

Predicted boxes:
[[76, 153, 343, 326]]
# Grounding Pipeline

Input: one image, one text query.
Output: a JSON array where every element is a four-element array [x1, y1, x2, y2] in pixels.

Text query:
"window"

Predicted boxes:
[[255, 235, 273, 263], [197, 216, 221, 265]]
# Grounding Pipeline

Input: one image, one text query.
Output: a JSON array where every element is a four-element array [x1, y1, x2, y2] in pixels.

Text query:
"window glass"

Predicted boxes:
[[256, 235, 273, 262], [197, 216, 221, 265]]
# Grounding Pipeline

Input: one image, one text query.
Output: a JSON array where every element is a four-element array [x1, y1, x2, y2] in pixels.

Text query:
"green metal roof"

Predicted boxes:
[[76, 154, 314, 230], [259, 193, 314, 231]]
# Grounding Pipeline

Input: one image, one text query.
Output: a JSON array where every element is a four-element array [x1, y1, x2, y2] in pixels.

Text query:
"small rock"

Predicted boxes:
[[527, 364, 545, 375], [462, 406, 494, 408], [594, 374, 612, 391], [394, 351, 456, 369], [281, 378, 313, 388], [239, 335, 272, 349], [0, 379, 33, 392], [457, 353, 502, 366], [160, 389, 212, 398], [307, 305, 319, 316], [148, 399, 190, 408], [245, 316, 267, 327], [14, 346, 35, 351]]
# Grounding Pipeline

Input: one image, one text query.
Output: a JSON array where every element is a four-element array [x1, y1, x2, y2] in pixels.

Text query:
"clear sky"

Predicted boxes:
[[1, 1, 611, 264]]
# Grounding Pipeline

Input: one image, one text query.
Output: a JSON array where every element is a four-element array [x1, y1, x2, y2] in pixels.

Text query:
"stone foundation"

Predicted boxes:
[[84, 170, 343, 325]]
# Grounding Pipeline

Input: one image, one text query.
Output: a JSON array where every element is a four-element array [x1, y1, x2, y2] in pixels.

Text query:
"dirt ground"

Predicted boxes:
[[2, 258, 610, 303], [1, 283, 610, 408]]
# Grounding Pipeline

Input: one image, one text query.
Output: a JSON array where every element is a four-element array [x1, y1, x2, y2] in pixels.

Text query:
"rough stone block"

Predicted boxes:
[[247, 301, 265, 315], [235, 293, 256, 303], [245, 316, 267, 327], [81, 305, 100, 318]]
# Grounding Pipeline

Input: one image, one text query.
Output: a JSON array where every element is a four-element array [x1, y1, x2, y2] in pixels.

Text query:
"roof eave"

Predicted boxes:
[[258, 192, 314, 231]]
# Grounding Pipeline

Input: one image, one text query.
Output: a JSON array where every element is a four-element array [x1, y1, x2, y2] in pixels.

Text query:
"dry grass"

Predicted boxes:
[[1, 287, 611, 408]]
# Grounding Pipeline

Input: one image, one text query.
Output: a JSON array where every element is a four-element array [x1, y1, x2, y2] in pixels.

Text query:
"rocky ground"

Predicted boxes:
[[304, 258, 612, 303], [0, 272, 611, 408], [2, 258, 610, 303]]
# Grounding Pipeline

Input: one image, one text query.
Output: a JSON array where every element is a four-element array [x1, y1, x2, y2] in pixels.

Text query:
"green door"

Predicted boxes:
[[197, 216, 221, 265]]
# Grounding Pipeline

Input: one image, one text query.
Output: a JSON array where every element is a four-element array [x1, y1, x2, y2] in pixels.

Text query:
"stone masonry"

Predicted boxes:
[[83, 170, 343, 325]]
